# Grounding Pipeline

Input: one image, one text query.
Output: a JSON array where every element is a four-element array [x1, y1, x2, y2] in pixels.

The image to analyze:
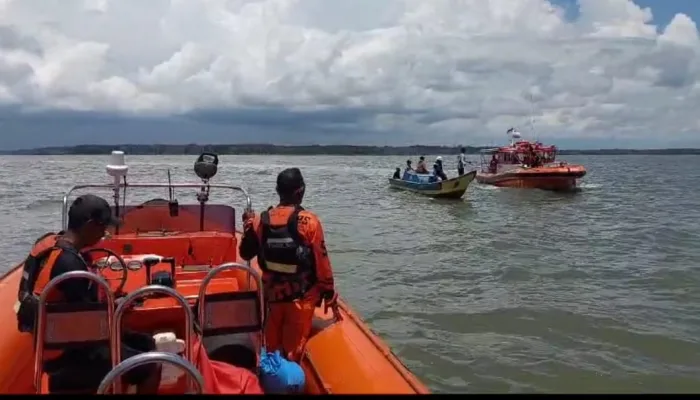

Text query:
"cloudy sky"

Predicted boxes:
[[0, 0, 699, 150]]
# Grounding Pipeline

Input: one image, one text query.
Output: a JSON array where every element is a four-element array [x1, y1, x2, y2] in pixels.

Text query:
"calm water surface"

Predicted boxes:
[[0, 154, 699, 393]]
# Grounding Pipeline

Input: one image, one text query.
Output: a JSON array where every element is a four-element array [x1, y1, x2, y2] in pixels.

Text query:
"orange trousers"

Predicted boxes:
[[264, 296, 317, 361]]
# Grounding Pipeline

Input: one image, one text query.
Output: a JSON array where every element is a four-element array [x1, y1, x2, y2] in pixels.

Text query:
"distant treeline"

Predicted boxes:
[[3, 144, 700, 156]]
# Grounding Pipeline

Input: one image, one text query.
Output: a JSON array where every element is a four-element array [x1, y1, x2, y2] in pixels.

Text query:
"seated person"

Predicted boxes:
[[392, 168, 401, 179], [404, 159, 413, 174], [415, 156, 429, 173], [16, 194, 160, 393], [433, 157, 448, 181]]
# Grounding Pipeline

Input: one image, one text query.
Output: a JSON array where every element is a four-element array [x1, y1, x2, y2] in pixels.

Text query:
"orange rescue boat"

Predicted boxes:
[[0, 151, 429, 394], [476, 132, 586, 191]]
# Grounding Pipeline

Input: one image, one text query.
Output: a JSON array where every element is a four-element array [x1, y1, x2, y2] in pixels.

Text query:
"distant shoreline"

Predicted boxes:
[[2, 144, 700, 156]]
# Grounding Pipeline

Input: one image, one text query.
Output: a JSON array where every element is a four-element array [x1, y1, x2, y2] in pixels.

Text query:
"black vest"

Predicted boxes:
[[258, 206, 316, 302]]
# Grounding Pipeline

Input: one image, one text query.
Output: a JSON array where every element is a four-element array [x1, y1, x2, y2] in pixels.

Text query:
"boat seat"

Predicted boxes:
[[195, 290, 262, 339], [195, 290, 263, 371], [34, 272, 116, 394], [194, 263, 264, 371]]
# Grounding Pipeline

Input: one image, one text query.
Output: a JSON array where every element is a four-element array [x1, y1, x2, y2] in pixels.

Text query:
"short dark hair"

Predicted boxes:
[[67, 194, 119, 230], [276, 168, 305, 196], [461, 147, 466, 152]]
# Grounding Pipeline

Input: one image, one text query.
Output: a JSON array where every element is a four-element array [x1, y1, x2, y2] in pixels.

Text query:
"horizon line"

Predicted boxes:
[[3, 143, 700, 156]]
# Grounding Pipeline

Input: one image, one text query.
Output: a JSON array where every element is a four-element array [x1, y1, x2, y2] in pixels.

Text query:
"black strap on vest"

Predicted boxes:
[[261, 205, 304, 241], [259, 205, 305, 270]]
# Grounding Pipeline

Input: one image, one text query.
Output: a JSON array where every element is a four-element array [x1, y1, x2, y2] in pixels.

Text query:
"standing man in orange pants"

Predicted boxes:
[[239, 168, 338, 361]]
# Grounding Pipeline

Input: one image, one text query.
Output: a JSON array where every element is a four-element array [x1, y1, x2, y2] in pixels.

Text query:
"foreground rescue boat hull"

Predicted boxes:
[[389, 170, 476, 199], [0, 231, 429, 394], [1, 151, 429, 394], [476, 165, 586, 191]]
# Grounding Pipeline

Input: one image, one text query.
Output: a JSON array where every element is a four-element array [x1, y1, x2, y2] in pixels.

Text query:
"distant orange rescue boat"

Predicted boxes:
[[476, 131, 586, 191]]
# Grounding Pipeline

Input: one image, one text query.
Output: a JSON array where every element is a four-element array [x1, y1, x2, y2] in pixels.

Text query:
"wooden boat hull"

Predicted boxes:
[[0, 206, 428, 394], [476, 164, 586, 191], [389, 170, 476, 199]]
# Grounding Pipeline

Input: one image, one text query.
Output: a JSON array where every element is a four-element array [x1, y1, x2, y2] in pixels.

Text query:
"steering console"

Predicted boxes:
[[83, 248, 129, 296]]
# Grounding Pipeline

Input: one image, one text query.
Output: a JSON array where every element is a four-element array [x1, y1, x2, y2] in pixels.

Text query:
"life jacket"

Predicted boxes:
[[258, 206, 316, 302], [16, 232, 83, 334]]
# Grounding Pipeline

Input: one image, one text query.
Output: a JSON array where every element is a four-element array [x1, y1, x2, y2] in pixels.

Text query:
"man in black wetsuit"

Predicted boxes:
[[16, 194, 159, 393]]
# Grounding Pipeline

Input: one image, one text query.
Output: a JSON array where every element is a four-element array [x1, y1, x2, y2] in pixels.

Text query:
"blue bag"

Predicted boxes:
[[259, 348, 305, 393]]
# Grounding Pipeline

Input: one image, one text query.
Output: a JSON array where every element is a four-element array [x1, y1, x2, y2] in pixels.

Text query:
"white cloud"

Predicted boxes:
[[0, 0, 698, 146]]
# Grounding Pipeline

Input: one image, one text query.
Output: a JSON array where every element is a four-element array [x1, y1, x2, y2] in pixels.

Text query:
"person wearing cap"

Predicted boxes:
[[15, 194, 160, 393], [415, 156, 429, 174], [16, 194, 120, 323], [239, 168, 337, 362], [433, 156, 448, 181]]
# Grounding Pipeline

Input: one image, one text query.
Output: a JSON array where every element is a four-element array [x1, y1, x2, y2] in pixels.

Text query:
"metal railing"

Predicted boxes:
[[111, 285, 195, 393], [96, 351, 205, 394], [34, 271, 116, 391], [196, 262, 266, 352], [61, 183, 252, 230]]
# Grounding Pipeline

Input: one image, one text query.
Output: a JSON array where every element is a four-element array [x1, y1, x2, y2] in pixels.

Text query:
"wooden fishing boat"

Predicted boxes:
[[476, 131, 586, 191], [389, 170, 476, 199], [0, 151, 429, 394]]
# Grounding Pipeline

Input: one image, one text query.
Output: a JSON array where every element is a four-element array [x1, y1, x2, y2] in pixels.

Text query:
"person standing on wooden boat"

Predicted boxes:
[[239, 168, 337, 362], [457, 148, 467, 176], [14, 194, 160, 393]]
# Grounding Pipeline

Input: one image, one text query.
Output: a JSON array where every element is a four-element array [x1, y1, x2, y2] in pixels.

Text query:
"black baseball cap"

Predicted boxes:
[[68, 194, 120, 228]]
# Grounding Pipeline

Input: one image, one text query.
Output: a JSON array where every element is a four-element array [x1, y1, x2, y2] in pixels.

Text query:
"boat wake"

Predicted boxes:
[[578, 182, 601, 189]]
